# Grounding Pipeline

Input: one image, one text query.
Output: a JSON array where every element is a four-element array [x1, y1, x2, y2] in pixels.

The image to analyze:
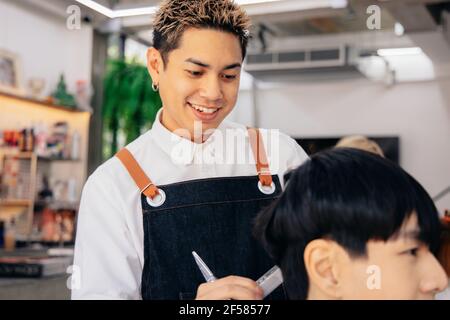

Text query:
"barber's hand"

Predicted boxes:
[[195, 275, 264, 300]]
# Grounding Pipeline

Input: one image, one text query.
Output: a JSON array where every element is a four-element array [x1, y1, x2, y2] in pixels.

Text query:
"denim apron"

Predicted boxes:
[[116, 128, 285, 300]]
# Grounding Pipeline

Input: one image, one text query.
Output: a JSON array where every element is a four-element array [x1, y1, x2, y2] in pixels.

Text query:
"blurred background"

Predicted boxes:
[[0, 0, 449, 299]]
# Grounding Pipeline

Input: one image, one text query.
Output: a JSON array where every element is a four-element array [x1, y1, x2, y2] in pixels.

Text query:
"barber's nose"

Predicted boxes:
[[199, 76, 223, 102], [419, 253, 448, 295]]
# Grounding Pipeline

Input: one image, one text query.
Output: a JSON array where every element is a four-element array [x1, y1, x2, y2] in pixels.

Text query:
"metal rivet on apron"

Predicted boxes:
[[146, 189, 166, 207], [258, 181, 276, 195]]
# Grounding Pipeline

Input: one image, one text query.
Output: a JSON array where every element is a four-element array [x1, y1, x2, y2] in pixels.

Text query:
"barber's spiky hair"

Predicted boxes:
[[153, 0, 251, 64]]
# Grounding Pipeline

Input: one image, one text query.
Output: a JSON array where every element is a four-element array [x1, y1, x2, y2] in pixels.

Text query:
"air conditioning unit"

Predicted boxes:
[[244, 45, 363, 82]]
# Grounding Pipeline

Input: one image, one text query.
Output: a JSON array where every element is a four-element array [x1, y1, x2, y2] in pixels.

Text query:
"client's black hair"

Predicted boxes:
[[254, 148, 442, 299]]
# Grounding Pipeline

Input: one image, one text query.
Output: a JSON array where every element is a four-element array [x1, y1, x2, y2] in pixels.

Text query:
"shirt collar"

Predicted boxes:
[[150, 108, 227, 165]]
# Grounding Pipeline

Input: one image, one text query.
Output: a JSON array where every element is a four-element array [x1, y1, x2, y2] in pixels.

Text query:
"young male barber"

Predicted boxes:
[[72, 0, 308, 300]]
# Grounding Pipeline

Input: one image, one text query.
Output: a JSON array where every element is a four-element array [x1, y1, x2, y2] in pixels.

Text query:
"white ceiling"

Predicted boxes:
[[7, 0, 450, 61]]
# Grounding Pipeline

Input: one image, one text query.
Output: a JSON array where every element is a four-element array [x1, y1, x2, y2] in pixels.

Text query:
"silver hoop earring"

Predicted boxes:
[[152, 83, 159, 92]]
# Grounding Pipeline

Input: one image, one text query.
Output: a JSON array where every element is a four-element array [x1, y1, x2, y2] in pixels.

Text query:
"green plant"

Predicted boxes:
[[52, 74, 76, 108], [102, 59, 162, 159]]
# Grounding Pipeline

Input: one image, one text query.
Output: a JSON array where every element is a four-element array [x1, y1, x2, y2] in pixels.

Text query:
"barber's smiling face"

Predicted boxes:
[[147, 28, 243, 139]]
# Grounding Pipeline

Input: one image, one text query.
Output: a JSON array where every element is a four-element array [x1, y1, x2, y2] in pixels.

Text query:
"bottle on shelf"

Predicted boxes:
[[0, 130, 4, 148], [18, 128, 26, 152], [0, 221, 4, 248], [71, 131, 80, 160], [26, 127, 35, 152], [34, 122, 49, 158], [4, 219, 16, 252]]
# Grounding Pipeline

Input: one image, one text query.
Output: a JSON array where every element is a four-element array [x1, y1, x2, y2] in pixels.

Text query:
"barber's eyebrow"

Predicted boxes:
[[185, 58, 241, 70]]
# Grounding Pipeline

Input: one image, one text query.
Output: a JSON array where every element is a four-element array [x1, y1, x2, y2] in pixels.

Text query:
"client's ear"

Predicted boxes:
[[304, 239, 342, 299]]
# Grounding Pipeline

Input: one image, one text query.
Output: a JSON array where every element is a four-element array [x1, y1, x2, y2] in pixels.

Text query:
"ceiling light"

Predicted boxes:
[[75, 0, 347, 18], [377, 47, 423, 56], [238, 0, 347, 9], [74, 0, 114, 18], [235, 0, 283, 4], [113, 7, 158, 18]]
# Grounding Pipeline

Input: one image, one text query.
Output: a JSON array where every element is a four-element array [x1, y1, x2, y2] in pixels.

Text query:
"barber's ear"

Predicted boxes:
[[304, 239, 342, 299], [146, 47, 164, 83]]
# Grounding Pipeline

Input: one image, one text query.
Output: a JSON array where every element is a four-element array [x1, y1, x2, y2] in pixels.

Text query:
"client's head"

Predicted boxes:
[[254, 148, 448, 300]]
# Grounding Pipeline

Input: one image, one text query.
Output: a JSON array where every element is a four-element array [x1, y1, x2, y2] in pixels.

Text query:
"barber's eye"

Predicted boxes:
[[222, 74, 237, 80], [186, 70, 203, 77], [406, 248, 419, 256]]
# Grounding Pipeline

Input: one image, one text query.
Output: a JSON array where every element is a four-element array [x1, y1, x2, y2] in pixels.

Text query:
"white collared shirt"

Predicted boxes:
[[72, 108, 309, 300]]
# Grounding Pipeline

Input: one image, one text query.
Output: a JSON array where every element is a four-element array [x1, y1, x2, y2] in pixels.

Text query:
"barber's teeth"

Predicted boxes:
[[190, 103, 218, 114]]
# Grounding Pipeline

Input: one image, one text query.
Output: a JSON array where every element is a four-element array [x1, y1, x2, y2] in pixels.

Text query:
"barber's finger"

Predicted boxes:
[[200, 275, 263, 296], [219, 276, 264, 294], [196, 283, 263, 300], [196, 276, 263, 300]]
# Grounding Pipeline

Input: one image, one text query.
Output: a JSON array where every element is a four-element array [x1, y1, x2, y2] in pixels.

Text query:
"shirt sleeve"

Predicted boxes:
[[277, 132, 309, 188], [284, 134, 309, 172], [71, 165, 142, 300]]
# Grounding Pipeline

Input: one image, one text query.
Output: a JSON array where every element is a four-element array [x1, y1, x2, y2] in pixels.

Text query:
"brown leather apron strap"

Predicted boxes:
[[116, 129, 272, 196], [116, 148, 160, 199], [247, 128, 273, 187]]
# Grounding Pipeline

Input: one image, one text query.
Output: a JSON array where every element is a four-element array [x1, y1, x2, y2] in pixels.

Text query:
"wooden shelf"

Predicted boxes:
[[1, 151, 34, 159], [0, 91, 91, 114], [0, 199, 32, 206], [0, 92, 90, 237], [38, 157, 80, 162], [0, 206, 28, 223], [35, 200, 79, 211], [0, 151, 78, 162]]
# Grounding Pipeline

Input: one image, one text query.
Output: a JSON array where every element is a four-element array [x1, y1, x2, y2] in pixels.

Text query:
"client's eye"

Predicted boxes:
[[405, 248, 419, 257]]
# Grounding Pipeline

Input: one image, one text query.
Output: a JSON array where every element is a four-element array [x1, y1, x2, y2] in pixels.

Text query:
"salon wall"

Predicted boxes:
[[0, 0, 93, 97], [232, 76, 450, 215], [229, 29, 450, 214]]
